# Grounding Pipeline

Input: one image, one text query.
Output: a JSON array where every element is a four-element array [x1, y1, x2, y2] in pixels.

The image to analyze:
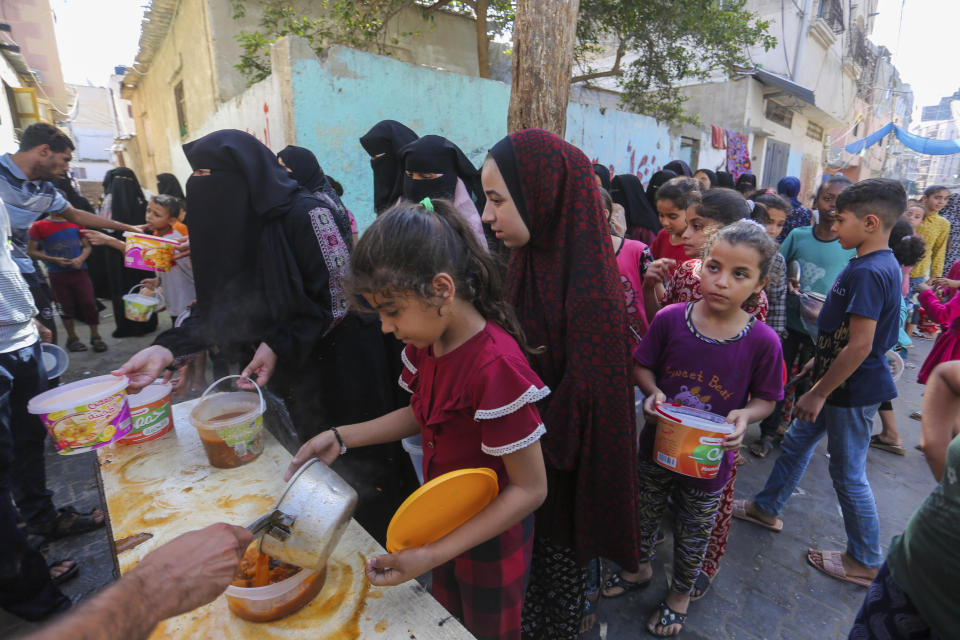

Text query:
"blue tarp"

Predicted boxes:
[[844, 122, 960, 155]]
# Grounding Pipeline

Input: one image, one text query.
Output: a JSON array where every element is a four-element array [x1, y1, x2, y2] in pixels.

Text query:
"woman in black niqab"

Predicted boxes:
[[716, 170, 736, 189], [277, 145, 353, 246], [152, 130, 417, 542], [592, 163, 612, 191], [359, 120, 418, 214], [611, 173, 661, 245], [645, 169, 676, 209], [664, 159, 693, 177], [156, 173, 185, 200], [104, 167, 157, 337]]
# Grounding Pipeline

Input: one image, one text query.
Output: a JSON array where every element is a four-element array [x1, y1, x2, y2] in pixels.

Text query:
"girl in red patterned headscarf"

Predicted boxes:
[[481, 129, 640, 639]]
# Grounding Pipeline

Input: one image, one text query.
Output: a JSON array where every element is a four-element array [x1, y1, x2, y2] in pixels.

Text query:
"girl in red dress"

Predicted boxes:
[[650, 176, 701, 273], [287, 198, 548, 640]]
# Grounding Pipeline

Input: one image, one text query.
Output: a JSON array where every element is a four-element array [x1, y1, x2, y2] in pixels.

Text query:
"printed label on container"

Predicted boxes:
[[217, 415, 263, 456], [41, 391, 132, 454]]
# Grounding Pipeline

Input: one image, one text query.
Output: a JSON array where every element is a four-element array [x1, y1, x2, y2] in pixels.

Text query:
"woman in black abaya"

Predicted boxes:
[[359, 120, 418, 215], [117, 131, 417, 542], [156, 173, 185, 200], [102, 167, 157, 337], [611, 173, 661, 245]]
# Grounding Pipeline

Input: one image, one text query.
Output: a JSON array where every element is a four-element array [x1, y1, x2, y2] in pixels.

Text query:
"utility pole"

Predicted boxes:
[[507, 0, 580, 135]]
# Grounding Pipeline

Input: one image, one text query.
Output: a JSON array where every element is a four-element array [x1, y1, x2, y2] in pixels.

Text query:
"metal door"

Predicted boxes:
[[762, 139, 790, 188]]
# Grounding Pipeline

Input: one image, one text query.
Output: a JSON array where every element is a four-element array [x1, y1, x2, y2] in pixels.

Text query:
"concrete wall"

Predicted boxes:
[[565, 102, 673, 186], [287, 43, 674, 231], [125, 0, 221, 192], [288, 42, 508, 230], [0, 56, 25, 155], [3, 0, 69, 111]]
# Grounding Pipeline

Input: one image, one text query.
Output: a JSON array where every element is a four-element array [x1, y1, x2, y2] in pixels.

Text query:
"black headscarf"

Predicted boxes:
[[612, 174, 661, 235], [664, 160, 693, 177], [52, 176, 93, 212], [156, 173, 185, 199], [593, 164, 612, 191], [277, 145, 353, 246], [735, 172, 757, 195], [359, 120, 418, 214], [645, 169, 677, 209], [108, 167, 147, 225], [716, 171, 736, 189], [694, 168, 717, 188], [183, 130, 311, 346], [399, 135, 482, 203]]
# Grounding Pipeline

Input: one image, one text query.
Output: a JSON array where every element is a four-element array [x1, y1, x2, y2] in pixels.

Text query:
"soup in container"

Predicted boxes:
[[190, 376, 265, 469], [118, 381, 174, 445], [653, 404, 733, 479], [123, 232, 178, 272], [28, 375, 132, 455]]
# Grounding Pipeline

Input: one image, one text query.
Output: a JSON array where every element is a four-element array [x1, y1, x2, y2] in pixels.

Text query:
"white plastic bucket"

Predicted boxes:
[[123, 285, 164, 322], [27, 375, 132, 454]]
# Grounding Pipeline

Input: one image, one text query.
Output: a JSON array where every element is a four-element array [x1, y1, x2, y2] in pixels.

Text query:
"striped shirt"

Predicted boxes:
[[0, 153, 68, 275], [0, 198, 39, 353]]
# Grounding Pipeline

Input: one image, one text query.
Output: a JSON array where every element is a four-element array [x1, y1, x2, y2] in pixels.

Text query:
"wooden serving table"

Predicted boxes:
[[97, 399, 473, 639]]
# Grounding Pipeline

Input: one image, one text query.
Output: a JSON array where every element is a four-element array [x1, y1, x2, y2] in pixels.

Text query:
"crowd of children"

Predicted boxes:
[[69, 122, 955, 640]]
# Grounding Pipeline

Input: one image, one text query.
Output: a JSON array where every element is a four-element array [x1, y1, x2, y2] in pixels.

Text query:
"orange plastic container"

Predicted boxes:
[[653, 404, 732, 479]]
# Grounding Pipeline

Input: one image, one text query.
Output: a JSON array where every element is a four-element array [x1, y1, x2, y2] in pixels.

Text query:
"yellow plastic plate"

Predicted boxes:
[[385, 467, 499, 553]]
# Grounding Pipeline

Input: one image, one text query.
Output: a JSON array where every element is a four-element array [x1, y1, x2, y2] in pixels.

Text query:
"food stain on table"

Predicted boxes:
[[375, 618, 388, 633], [216, 493, 274, 513]]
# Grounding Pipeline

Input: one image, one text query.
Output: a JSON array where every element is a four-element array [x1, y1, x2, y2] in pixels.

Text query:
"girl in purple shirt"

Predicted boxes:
[[614, 221, 785, 637]]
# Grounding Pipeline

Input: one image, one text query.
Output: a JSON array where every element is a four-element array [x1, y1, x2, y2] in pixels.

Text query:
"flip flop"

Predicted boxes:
[[647, 600, 686, 637], [601, 572, 651, 598], [806, 549, 873, 587], [666, 570, 712, 601], [869, 435, 905, 455], [732, 499, 783, 532], [49, 558, 79, 586]]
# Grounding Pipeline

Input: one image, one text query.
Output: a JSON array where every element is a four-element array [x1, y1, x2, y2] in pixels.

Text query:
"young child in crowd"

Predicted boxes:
[[287, 198, 547, 640], [915, 272, 960, 390], [749, 176, 856, 458], [28, 213, 106, 352], [750, 194, 790, 339], [907, 185, 951, 336], [630, 220, 784, 636], [650, 177, 699, 271], [903, 200, 924, 230], [735, 178, 906, 589], [642, 188, 765, 325], [600, 186, 653, 346], [870, 220, 926, 455], [607, 188, 759, 603], [139, 195, 195, 325]]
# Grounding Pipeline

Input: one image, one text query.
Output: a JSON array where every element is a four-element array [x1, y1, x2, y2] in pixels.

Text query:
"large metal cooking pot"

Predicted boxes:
[[247, 458, 357, 570]]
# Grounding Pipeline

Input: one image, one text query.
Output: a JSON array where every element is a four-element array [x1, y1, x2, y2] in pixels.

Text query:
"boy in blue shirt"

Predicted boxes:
[[735, 178, 905, 588]]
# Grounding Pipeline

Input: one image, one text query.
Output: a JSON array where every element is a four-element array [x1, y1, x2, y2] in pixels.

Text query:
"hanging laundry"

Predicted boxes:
[[711, 125, 726, 150], [725, 129, 751, 179]]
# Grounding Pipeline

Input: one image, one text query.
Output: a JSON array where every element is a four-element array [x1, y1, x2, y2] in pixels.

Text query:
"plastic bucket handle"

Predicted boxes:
[[200, 375, 265, 414], [126, 284, 165, 309]]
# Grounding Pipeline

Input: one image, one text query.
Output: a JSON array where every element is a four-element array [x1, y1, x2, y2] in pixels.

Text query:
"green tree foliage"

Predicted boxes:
[[230, 0, 775, 124], [575, 0, 777, 123]]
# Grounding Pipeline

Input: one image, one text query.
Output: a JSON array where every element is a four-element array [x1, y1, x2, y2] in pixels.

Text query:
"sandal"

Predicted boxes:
[[732, 499, 783, 532], [602, 571, 651, 598], [66, 337, 87, 352], [666, 570, 712, 601], [806, 549, 874, 587], [869, 435, 905, 455], [749, 435, 775, 458], [28, 506, 105, 540], [647, 601, 687, 637], [49, 558, 79, 586], [579, 593, 599, 634], [91, 337, 108, 353]]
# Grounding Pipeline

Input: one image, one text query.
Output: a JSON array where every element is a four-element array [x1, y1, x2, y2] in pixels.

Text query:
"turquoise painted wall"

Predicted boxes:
[[290, 47, 509, 231], [565, 103, 673, 189], [289, 45, 672, 231]]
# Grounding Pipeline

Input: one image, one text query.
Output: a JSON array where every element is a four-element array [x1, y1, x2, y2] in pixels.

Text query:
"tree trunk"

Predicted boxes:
[[475, 0, 490, 78], [507, 0, 580, 136]]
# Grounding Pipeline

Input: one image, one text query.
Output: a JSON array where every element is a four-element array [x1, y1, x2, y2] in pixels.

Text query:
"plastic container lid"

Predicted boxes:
[[128, 381, 172, 407], [40, 343, 69, 379], [28, 375, 128, 414], [123, 231, 180, 245], [655, 404, 733, 434]]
